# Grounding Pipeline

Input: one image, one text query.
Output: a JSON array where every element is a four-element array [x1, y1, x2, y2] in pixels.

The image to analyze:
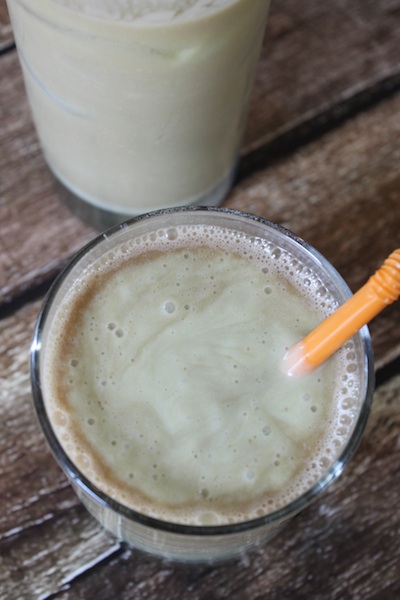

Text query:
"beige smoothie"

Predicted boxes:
[[8, 0, 269, 217], [40, 219, 362, 527]]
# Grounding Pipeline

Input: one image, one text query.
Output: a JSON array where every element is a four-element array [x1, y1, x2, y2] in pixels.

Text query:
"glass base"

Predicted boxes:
[[53, 165, 237, 231]]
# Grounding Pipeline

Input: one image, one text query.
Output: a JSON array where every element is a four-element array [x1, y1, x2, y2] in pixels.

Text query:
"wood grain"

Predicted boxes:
[[244, 0, 400, 152]]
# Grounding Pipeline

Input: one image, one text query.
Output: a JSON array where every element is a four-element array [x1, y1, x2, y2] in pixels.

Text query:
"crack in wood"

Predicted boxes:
[[375, 354, 400, 389], [237, 71, 400, 183], [0, 41, 14, 57], [35, 543, 123, 600]]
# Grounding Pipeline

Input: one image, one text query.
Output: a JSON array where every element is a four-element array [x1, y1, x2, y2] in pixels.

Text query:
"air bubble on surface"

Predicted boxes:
[[53, 410, 67, 426], [163, 301, 176, 314], [166, 227, 178, 240], [342, 398, 355, 410], [245, 469, 256, 481]]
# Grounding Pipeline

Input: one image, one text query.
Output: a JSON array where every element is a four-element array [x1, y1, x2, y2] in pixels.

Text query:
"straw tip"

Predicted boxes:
[[282, 342, 312, 377]]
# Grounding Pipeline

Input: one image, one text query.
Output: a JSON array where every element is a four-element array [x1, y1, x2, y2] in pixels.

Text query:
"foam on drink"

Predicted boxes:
[[42, 224, 361, 526]]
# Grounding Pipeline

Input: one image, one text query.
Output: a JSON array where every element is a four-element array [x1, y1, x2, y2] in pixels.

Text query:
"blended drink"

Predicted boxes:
[[8, 0, 269, 222], [37, 212, 367, 532]]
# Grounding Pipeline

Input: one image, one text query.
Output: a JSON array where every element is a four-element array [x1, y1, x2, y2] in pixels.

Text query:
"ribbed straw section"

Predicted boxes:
[[369, 249, 400, 303]]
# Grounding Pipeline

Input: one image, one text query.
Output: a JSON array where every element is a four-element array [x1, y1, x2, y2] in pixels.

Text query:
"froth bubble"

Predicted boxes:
[[342, 398, 356, 410], [340, 415, 352, 426], [166, 228, 178, 240], [164, 301, 176, 314], [76, 454, 90, 469], [199, 512, 218, 525], [336, 427, 348, 437], [53, 410, 67, 426]]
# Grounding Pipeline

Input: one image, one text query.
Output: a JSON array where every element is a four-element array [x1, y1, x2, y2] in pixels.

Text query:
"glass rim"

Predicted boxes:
[[30, 206, 375, 537]]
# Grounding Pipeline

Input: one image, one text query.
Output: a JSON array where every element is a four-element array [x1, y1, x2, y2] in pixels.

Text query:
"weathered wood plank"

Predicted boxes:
[[244, 0, 400, 151], [0, 510, 120, 600], [1, 0, 400, 307], [1, 294, 399, 599]]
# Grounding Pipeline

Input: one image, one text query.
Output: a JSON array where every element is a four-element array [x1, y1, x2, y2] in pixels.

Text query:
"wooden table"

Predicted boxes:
[[1, 1, 400, 598]]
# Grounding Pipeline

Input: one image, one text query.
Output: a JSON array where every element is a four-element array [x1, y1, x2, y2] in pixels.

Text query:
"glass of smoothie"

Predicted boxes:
[[7, 1, 270, 228], [31, 207, 374, 562]]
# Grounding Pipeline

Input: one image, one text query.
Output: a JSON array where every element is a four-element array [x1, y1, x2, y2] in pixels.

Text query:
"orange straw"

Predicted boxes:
[[283, 249, 400, 376]]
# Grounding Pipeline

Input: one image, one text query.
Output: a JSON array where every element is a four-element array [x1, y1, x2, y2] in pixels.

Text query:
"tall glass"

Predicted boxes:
[[7, 1, 270, 228], [31, 207, 374, 562]]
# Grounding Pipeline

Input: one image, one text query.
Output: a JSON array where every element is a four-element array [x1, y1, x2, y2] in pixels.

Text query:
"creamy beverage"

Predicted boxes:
[[8, 0, 269, 222], [39, 216, 364, 528]]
